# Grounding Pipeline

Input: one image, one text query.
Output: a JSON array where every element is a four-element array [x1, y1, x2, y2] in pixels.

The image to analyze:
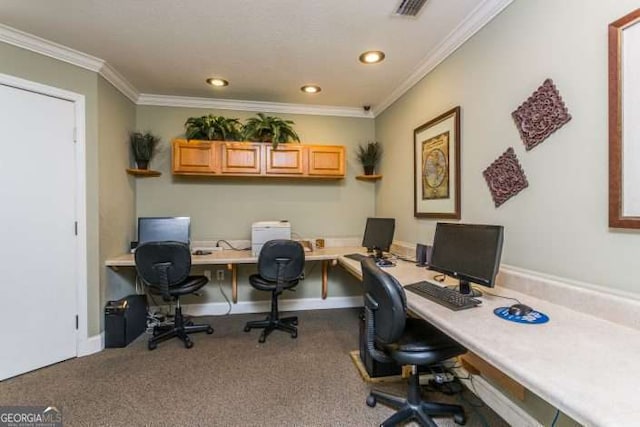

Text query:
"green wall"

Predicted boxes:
[[135, 106, 376, 240], [375, 0, 640, 295], [97, 77, 137, 312]]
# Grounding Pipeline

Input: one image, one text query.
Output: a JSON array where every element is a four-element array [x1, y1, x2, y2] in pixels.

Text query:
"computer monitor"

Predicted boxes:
[[137, 217, 191, 245], [429, 222, 504, 296], [362, 217, 395, 259]]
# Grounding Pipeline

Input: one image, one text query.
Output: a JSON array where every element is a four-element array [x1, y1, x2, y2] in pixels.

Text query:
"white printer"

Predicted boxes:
[[251, 220, 292, 256]]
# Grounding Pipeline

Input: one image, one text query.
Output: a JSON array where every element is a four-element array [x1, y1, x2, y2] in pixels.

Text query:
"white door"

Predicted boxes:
[[0, 83, 78, 380]]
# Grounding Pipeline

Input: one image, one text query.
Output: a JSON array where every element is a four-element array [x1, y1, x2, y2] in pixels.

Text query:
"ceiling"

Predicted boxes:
[[0, 0, 511, 114]]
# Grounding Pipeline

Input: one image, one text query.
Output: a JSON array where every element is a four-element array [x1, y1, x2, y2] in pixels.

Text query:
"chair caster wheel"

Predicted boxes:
[[292, 319, 298, 326], [366, 395, 376, 407], [148, 341, 157, 351], [186, 320, 194, 326], [184, 339, 194, 349], [152, 330, 160, 337], [454, 414, 466, 425], [206, 326, 214, 334], [258, 335, 266, 343], [244, 326, 251, 332], [291, 331, 298, 339]]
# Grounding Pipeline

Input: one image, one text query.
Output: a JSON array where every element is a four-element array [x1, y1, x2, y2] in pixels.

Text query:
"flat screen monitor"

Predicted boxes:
[[429, 222, 504, 296], [137, 217, 191, 245], [362, 217, 395, 258]]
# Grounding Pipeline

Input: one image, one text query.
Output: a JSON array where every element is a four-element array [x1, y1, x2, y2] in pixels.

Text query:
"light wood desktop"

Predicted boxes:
[[105, 246, 363, 303]]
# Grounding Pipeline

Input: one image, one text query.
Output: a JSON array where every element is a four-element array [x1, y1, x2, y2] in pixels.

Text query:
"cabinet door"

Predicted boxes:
[[266, 145, 304, 175], [172, 140, 217, 174], [221, 143, 262, 174], [307, 145, 345, 177]]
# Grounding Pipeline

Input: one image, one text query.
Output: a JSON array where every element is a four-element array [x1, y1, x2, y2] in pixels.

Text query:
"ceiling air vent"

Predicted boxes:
[[394, 0, 429, 17]]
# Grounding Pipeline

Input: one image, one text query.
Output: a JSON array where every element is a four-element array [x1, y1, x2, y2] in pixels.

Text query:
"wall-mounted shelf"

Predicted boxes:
[[356, 174, 382, 181], [126, 168, 161, 177]]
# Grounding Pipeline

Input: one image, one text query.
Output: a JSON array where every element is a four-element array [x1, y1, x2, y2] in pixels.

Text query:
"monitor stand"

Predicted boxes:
[[367, 247, 384, 260], [448, 280, 482, 297]]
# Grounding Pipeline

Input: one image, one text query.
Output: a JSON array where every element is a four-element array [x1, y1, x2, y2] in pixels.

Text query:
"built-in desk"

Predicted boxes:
[[338, 256, 640, 426], [105, 246, 363, 303]]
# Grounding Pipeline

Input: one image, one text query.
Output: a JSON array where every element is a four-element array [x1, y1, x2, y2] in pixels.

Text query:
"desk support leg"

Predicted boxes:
[[322, 260, 329, 299], [228, 263, 237, 303]]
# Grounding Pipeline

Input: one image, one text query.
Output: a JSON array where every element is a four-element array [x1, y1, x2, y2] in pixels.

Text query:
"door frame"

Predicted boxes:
[[0, 72, 88, 354]]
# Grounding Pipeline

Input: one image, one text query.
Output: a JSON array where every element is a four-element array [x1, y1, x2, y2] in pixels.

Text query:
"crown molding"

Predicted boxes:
[[0, 23, 104, 72], [0, 23, 141, 103], [137, 94, 373, 118], [372, 0, 514, 116], [98, 63, 139, 103]]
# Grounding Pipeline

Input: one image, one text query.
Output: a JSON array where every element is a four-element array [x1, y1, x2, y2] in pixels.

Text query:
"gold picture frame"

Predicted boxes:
[[414, 107, 461, 219], [609, 9, 640, 228]]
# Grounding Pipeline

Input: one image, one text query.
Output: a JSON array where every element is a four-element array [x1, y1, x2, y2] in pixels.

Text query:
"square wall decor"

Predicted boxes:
[[512, 78, 571, 150], [483, 147, 528, 207]]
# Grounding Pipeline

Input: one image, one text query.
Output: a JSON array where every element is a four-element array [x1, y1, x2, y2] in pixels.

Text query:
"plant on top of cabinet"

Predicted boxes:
[[242, 113, 301, 149], [356, 141, 382, 175], [130, 131, 160, 170], [184, 114, 243, 141]]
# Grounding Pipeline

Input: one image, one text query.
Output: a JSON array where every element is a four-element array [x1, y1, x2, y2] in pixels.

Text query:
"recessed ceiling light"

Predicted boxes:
[[301, 85, 321, 94], [359, 51, 386, 64], [206, 78, 229, 87]]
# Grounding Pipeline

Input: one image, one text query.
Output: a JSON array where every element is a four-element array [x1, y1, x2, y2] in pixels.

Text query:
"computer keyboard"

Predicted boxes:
[[404, 281, 481, 311], [344, 253, 369, 262]]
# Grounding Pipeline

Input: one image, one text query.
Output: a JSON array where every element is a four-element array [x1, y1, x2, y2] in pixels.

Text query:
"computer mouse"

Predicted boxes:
[[508, 303, 533, 316], [376, 259, 394, 267]]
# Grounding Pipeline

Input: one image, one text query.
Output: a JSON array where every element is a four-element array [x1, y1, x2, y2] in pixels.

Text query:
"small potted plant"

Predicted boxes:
[[356, 141, 382, 175], [184, 114, 243, 141], [130, 131, 160, 170], [242, 112, 301, 149]]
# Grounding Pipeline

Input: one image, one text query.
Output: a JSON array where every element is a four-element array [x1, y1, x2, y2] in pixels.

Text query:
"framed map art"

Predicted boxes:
[[414, 106, 461, 219]]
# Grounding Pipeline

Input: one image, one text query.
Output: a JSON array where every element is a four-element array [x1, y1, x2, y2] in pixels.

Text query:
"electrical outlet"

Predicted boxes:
[[216, 270, 225, 281], [204, 270, 211, 281]]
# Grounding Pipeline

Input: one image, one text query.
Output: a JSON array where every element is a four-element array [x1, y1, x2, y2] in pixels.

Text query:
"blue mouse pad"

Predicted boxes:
[[494, 307, 549, 324]]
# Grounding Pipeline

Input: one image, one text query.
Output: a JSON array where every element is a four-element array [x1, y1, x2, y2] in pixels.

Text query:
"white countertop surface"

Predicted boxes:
[[339, 256, 640, 427]]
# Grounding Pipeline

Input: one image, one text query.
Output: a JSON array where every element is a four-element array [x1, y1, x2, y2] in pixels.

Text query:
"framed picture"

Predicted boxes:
[[414, 106, 461, 219], [609, 9, 640, 228]]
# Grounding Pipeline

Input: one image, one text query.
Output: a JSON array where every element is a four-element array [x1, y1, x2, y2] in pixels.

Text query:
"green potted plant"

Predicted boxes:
[[356, 141, 382, 175], [184, 114, 243, 141], [130, 131, 160, 170], [242, 112, 301, 149]]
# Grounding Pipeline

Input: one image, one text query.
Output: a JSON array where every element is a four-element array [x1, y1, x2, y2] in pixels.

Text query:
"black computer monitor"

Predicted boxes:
[[429, 222, 504, 296], [362, 217, 395, 259], [137, 217, 191, 245]]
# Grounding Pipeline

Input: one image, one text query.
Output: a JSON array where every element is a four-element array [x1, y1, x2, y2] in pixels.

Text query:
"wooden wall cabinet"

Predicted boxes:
[[172, 139, 344, 179], [221, 143, 262, 174], [172, 140, 217, 175]]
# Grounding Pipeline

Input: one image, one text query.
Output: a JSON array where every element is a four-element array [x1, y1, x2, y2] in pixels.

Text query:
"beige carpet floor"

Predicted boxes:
[[0, 308, 508, 426]]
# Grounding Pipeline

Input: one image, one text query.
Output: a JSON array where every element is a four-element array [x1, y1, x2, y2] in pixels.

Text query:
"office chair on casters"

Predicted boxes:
[[135, 241, 213, 350], [244, 239, 305, 343], [361, 258, 467, 426]]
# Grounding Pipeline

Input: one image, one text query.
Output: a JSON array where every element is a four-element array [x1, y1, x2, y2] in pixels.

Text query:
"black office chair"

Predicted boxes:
[[135, 241, 214, 350], [244, 239, 305, 343], [361, 258, 467, 426]]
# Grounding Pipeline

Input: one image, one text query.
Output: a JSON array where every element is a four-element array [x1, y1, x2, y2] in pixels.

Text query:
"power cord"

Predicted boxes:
[[216, 239, 250, 251], [475, 288, 521, 305], [433, 274, 446, 282], [551, 409, 560, 427]]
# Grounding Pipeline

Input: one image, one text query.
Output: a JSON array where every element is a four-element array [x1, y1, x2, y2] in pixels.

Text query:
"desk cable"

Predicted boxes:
[[216, 240, 250, 251], [551, 409, 560, 427], [475, 289, 521, 305]]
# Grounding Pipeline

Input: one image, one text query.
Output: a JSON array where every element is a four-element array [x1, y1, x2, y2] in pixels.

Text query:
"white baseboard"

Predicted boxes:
[[458, 373, 542, 427], [177, 296, 363, 316], [77, 332, 104, 357]]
